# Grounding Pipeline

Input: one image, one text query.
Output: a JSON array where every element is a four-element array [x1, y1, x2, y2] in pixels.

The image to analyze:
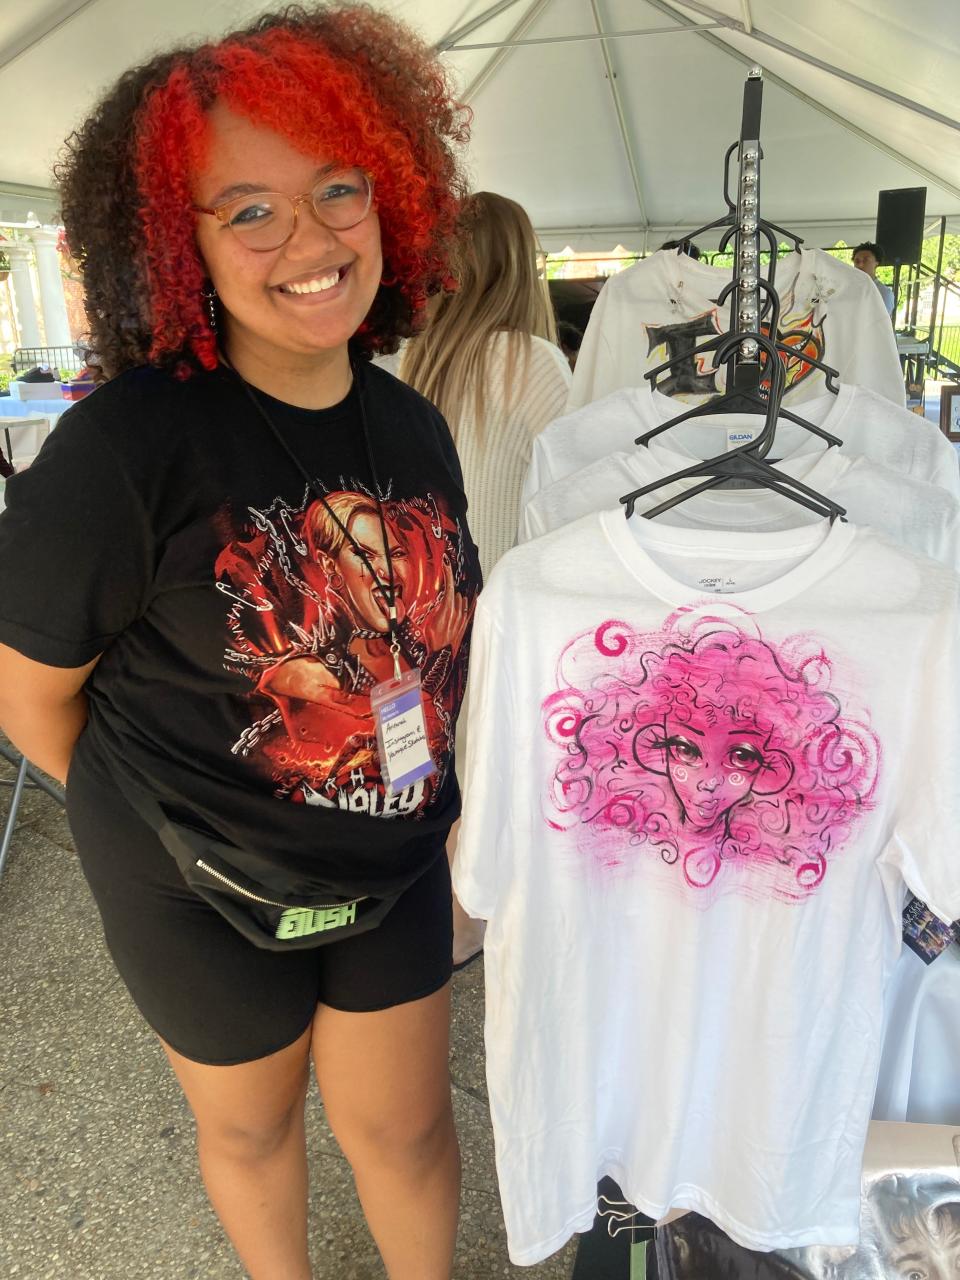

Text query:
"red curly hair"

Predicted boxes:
[[56, 3, 470, 379]]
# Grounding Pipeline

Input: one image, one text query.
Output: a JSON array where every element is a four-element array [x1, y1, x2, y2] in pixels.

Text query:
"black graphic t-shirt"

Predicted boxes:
[[0, 363, 481, 896]]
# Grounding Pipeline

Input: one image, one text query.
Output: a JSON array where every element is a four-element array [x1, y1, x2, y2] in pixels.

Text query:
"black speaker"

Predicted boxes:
[[876, 187, 927, 264]]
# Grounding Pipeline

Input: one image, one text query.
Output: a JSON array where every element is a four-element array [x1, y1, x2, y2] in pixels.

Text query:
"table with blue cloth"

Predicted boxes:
[[0, 397, 68, 471], [0, 396, 69, 422]]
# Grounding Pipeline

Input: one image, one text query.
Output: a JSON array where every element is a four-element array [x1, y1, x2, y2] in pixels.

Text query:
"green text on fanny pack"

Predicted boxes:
[[275, 902, 358, 940]]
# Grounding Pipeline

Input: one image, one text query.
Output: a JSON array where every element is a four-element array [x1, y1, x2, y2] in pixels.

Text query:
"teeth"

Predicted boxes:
[[281, 271, 342, 295]]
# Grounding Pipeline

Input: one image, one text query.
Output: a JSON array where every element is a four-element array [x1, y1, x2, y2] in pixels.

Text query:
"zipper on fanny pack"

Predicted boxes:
[[195, 859, 367, 911]]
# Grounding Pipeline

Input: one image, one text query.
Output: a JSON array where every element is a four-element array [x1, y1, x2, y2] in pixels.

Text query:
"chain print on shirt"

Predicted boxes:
[[214, 482, 477, 816]]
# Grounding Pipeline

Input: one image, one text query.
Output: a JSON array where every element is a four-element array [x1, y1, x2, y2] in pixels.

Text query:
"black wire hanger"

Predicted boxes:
[[641, 277, 840, 441], [620, 332, 847, 524], [636, 284, 842, 474]]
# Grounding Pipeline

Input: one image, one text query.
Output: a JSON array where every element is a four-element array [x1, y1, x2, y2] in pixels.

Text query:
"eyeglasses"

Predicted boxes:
[[193, 167, 373, 252]]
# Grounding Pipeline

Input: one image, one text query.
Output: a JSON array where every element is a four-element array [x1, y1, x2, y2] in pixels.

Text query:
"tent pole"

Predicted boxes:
[[643, 0, 960, 203], [445, 23, 725, 52], [0, 0, 101, 73], [435, 0, 528, 52], [667, 0, 960, 132], [590, 0, 650, 231], [461, 0, 554, 102], [537, 217, 955, 241]]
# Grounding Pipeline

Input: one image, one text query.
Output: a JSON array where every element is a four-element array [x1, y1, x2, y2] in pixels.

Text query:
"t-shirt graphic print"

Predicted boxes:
[[215, 481, 476, 818], [646, 303, 824, 401], [543, 610, 880, 903], [568, 247, 905, 409]]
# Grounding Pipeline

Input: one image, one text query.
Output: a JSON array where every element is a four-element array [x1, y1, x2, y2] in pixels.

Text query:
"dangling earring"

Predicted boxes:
[[328, 571, 344, 590], [201, 283, 218, 331]]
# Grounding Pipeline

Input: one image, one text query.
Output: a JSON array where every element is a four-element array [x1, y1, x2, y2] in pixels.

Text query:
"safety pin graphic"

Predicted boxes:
[[215, 582, 275, 612]]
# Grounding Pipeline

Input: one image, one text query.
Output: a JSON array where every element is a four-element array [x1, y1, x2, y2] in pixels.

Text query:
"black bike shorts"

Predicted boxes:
[[66, 744, 454, 1065]]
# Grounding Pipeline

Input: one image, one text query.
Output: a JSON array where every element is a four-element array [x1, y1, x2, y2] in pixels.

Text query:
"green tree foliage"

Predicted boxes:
[[920, 232, 960, 279]]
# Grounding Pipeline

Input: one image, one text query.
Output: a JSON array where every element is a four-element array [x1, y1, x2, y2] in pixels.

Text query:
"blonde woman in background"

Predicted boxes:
[[401, 190, 572, 965]]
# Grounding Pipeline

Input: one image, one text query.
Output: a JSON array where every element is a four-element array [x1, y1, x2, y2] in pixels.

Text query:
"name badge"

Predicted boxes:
[[370, 667, 437, 796]]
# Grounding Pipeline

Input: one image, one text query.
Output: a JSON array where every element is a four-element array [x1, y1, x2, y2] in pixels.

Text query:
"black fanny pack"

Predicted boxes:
[[114, 774, 404, 951]]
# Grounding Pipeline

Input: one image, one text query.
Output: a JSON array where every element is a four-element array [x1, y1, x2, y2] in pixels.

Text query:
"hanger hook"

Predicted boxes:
[[713, 328, 786, 431]]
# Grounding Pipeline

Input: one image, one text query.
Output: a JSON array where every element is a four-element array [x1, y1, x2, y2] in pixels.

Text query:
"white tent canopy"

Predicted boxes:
[[0, 0, 958, 251]]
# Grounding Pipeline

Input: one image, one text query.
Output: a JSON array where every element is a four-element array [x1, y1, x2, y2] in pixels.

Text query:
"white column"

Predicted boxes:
[[5, 242, 41, 347], [26, 225, 72, 348]]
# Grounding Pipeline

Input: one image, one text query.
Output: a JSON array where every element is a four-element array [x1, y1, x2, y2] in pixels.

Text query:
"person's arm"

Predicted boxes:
[[0, 402, 153, 786], [0, 643, 100, 784]]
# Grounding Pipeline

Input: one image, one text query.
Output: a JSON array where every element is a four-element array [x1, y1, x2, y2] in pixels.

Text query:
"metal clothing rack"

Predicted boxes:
[[616, 66, 846, 525], [581, 70, 850, 1275], [646, 65, 855, 413], [657, 65, 805, 404]]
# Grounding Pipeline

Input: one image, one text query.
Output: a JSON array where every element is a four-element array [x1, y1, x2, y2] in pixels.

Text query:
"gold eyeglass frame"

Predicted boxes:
[[193, 168, 374, 253]]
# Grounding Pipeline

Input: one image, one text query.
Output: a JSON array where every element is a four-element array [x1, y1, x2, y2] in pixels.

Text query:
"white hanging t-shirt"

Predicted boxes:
[[568, 248, 905, 410], [522, 382, 960, 507], [454, 515, 960, 1263], [519, 442, 960, 572]]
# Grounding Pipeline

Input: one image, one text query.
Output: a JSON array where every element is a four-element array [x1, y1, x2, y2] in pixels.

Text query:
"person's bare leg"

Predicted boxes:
[[446, 818, 485, 966], [312, 984, 460, 1279], [161, 1025, 313, 1280]]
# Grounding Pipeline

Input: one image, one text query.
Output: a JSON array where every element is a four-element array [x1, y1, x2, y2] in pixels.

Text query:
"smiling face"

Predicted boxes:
[[336, 509, 410, 634], [193, 102, 383, 376], [661, 717, 769, 830]]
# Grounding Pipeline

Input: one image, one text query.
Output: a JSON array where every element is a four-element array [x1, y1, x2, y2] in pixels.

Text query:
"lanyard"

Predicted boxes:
[[225, 358, 406, 680]]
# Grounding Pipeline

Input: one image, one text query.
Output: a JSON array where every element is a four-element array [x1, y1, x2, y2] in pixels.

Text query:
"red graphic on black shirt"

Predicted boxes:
[[215, 487, 477, 816]]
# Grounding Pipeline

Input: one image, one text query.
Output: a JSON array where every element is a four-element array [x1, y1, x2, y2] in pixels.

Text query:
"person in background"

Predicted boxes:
[[659, 238, 702, 260], [400, 190, 572, 967], [853, 241, 896, 316], [557, 320, 584, 373]]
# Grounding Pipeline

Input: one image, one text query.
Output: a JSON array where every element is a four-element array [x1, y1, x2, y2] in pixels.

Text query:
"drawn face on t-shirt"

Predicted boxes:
[[332, 508, 411, 633], [544, 611, 880, 903], [659, 718, 780, 831]]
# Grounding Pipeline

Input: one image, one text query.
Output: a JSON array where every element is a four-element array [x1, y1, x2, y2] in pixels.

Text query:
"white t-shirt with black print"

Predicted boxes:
[[454, 513, 960, 1264], [519, 442, 960, 572], [522, 382, 960, 508], [568, 248, 905, 410]]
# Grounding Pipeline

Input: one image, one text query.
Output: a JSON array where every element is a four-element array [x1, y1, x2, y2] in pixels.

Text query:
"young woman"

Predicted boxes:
[[400, 190, 572, 583], [0, 7, 480, 1279], [400, 190, 571, 966]]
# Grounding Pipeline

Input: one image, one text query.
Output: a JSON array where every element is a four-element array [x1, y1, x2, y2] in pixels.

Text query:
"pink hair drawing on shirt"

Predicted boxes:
[[543, 611, 880, 903]]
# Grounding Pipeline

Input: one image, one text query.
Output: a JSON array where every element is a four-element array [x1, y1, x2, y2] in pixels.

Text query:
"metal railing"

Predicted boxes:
[[11, 345, 85, 374], [901, 263, 960, 380]]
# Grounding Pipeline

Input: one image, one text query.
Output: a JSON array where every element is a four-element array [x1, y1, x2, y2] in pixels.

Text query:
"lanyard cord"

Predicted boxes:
[[223, 357, 406, 678]]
